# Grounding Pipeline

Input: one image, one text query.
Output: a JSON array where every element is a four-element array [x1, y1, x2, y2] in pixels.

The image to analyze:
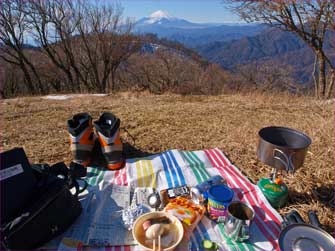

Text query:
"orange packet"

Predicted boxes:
[[163, 197, 205, 238]]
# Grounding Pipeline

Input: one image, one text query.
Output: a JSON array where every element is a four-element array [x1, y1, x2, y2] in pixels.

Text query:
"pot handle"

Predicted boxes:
[[308, 210, 322, 229], [282, 210, 305, 228], [282, 214, 297, 229], [240, 223, 250, 241], [288, 210, 305, 224], [273, 149, 295, 173]]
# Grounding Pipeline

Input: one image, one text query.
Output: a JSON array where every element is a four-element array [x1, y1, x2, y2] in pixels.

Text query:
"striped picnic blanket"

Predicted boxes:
[[60, 148, 283, 251]]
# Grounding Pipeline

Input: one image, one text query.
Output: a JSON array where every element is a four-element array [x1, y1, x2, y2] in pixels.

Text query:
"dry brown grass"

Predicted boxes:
[[1, 92, 334, 234]]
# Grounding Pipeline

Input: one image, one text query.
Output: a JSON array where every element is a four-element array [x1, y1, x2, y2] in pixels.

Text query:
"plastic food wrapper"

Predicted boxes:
[[163, 197, 205, 238], [160, 185, 191, 207], [121, 204, 150, 230], [131, 187, 159, 209]]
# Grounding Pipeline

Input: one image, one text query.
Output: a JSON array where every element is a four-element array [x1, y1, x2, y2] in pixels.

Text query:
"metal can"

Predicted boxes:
[[191, 175, 226, 204], [207, 184, 234, 222]]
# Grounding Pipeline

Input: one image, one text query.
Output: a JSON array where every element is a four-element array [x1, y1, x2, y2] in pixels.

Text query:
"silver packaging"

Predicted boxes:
[[121, 204, 150, 230], [190, 187, 205, 205]]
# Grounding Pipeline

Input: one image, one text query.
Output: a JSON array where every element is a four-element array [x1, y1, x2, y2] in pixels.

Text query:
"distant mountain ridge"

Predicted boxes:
[[135, 10, 265, 47], [135, 11, 334, 87], [197, 29, 307, 68], [196, 28, 334, 85]]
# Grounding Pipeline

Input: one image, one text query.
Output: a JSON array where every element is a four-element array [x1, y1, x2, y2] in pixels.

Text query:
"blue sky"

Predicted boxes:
[[118, 0, 243, 23]]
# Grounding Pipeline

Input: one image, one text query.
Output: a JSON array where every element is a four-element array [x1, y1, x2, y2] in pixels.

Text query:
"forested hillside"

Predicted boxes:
[[197, 28, 334, 86]]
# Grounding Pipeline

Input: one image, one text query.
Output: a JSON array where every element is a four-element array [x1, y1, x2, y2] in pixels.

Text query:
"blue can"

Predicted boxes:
[[207, 184, 234, 221]]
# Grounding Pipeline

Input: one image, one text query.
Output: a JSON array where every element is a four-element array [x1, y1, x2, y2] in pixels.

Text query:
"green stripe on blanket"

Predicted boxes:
[[73, 149, 282, 251]]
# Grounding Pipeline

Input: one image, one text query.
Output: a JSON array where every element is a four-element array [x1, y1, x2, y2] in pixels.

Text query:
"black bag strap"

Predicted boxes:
[[31, 162, 87, 196]]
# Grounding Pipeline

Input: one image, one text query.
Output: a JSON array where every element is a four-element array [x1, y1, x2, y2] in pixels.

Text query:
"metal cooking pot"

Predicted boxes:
[[279, 210, 335, 251], [257, 126, 312, 173]]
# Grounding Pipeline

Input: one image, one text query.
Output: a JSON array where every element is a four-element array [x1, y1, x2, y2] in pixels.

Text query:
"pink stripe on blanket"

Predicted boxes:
[[205, 149, 281, 251]]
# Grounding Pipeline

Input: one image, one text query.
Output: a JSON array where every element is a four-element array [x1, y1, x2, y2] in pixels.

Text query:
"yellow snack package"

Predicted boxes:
[[163, 197, 205, 237]]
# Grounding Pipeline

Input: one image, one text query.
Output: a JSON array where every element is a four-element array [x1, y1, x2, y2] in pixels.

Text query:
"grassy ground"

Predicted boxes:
[[1, 92, 334, 234]]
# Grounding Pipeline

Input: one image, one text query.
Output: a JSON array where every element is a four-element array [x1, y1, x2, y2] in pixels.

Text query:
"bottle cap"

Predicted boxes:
[[208, 185, 234, 203]]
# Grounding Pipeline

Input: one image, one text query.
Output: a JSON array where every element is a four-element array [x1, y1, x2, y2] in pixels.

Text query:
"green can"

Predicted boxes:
[[258, 178, 288, 208]]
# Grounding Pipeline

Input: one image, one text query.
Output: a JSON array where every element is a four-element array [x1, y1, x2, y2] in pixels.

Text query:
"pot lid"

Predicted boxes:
[[279, 224, 335, 251]]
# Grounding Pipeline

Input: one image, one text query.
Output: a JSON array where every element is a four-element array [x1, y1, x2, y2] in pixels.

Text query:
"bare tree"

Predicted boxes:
[[75, 2, 141, 92], [0, 0, 45, 94], [27, 0, 86, 92], [226, 0, 334, 99], [198, 64, 228, 94], [234, 61, 297, 93], [117, 49, 221, 95], [118, 52, 167, 93], [2, 62, 21, 97], [0, 62, 5, 98], [26, 0, 140, 93]]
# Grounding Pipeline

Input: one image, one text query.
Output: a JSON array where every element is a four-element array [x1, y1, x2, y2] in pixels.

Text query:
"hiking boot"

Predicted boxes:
[[93, 112, 125, 170], [67, 113, 95, 167]]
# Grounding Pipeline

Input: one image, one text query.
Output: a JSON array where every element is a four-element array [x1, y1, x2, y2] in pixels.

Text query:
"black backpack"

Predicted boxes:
[[0, 148, 85, 250]]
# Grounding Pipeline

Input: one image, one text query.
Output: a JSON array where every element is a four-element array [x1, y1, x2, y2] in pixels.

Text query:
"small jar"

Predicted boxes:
[[207, 184, 234, 222]]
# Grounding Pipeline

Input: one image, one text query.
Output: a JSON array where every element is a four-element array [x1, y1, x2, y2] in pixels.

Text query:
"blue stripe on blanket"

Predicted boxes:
[[163, 152, 179, 187], [193, 225, 206, 250], [167, 150, 186, 186], [198, 221, 211, 240], [159, 153, 173, 188]]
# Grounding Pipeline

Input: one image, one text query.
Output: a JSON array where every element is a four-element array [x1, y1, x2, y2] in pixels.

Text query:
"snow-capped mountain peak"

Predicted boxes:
[[150, 10, 171, 19], [135, 11, 215, 29], [146, 10, 173, 24]]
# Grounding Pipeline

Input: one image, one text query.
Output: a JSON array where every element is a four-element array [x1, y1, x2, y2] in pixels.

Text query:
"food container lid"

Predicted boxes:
[[279, 224, 335, 251], [208, 184, 234, 203]]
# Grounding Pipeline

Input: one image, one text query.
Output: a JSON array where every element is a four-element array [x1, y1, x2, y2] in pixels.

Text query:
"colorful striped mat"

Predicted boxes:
[[60, 148, 283, 251]]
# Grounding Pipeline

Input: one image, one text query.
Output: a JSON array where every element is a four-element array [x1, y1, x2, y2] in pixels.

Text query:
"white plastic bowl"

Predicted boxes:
[[132, 211, 184, 251]]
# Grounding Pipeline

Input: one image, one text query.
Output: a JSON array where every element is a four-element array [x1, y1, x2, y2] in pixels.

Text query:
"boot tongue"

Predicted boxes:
[[79, 118, 87, 125], [101, 123, 112, 137], [94, 114, 119, 138]]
